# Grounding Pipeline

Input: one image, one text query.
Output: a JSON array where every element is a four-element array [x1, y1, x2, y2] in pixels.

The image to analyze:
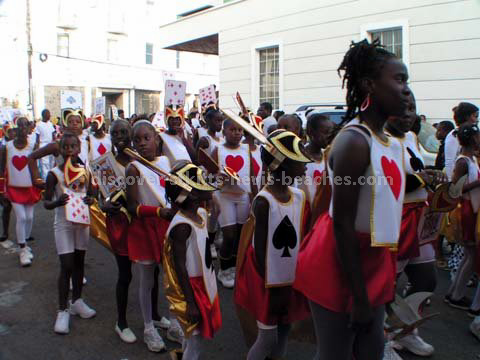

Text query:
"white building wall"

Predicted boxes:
[[0, 0, 219, 118], [213, 0, 480, 121]]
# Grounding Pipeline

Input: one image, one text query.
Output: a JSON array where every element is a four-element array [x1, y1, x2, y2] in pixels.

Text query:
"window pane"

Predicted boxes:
[[57, 34, 69, 57], [370, 28, 403, 59], [146, 43, 153, 64], [258, 46, 279, 109]]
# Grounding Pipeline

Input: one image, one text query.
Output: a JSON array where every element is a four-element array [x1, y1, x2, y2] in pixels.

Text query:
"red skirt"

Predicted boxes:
[[396, 202, 426, 260], [106, 212, 129, 256], [190, 276, 222, 339], [6, 186, 41, 205], [294, 213, 395, 313], [127, 216, 169, 263], [234, 244, 310, 326]]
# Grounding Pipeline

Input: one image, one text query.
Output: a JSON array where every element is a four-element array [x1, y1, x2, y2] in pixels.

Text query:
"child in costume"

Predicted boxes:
[[44, 132, 96, 334], [195, 108, 223, 155], [0, 117, 41, 266], [235, 129, 311, 360], [212, 118, 257, 288], [125, 120, 181, 352], [164, 161, 222, 360], [385, 97, 446, 357], [295, 39, 409, 360], [0, 123, 14, 248], [159, 106, 196, 163], [87, 114, 112, 162], [446, 123, 480, 315]]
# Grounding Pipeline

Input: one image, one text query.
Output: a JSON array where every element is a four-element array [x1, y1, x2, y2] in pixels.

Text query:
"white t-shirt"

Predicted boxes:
[[262, 116, 277, 136], [444, 129, 460, 180], [35, 121, 55, 145]]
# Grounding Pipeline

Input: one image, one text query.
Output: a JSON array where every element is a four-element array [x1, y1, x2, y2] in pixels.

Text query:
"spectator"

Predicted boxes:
[[434, 121, 455, 170]]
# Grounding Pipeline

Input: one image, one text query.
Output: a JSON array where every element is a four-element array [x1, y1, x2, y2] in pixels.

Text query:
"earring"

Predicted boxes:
[[360, 94, 371, 112]]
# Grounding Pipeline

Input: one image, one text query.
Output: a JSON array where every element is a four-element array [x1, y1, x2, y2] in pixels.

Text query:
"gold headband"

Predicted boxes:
[[62, 109, 84, 127]]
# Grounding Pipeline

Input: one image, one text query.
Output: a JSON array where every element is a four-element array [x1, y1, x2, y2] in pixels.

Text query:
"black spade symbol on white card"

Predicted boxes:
[[407, 147, 424, 172], [272, 216, 297, 257], [205, 239, 213, 271]]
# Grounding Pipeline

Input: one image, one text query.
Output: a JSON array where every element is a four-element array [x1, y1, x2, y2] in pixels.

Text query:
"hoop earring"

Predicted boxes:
[[360, 94, 371, 112]]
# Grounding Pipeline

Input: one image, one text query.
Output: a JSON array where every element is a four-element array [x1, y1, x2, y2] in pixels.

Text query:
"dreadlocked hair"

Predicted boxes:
[[337, 39, 396, 122]]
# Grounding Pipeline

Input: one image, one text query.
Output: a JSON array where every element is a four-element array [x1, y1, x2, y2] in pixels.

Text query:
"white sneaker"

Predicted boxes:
[[217, 269, 234, 289], [153, 316, 171, 330], [0, 239, 14, 249], [210, 244, 218, 259], [383, 341, 403, 360], [69, 299, 96, 319], [115, 323, 137, 343], [228, 266, 236, 282], [167, 324, 184, 345], [470, 316, 480, 341], [19, 248, 32, 267], [54, 310, 70, 334], [25, 246, 33, 260], [144, 327, 166, 352], [393, 330, 434, 357]]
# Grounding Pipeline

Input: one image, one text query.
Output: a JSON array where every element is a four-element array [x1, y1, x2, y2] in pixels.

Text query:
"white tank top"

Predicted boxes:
[[166, 208, 218, 304], [218, 143, 252, 193], [251, 145, 262, 190], [129, 156, 171, 208], [199, 130, 223, 156], [79, 135, 89, 166], [198, 127, 223, 143], [298, 159, 325, 206], [457, 155, 480, 212], [6, 140, 35, 187], [329, 119, 405, 247], [253, 187, 306, 287], [160, 132, 191, 164], [89, 134, 112, 162]]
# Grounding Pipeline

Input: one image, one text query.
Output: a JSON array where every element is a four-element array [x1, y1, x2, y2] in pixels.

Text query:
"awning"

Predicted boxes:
[[164, 34, 218, 55]]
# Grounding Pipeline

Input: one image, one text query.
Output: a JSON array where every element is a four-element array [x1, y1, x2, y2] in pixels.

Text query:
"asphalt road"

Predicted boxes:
[[0, 205, 479, 360]]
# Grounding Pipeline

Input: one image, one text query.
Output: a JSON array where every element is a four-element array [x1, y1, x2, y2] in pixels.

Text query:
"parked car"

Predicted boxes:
[[295, 104, 346, 128], [417, 121, 440, 167]]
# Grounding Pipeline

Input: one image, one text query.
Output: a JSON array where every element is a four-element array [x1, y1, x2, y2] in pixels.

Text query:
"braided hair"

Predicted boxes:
[[337, 39, 396, 122]]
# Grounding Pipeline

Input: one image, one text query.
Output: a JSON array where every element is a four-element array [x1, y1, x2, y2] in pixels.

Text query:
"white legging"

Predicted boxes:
[[12, 203, 34, 246]]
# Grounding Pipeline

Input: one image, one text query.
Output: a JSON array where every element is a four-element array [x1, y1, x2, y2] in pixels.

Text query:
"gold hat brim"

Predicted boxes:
[[175, 163, 217, 192]]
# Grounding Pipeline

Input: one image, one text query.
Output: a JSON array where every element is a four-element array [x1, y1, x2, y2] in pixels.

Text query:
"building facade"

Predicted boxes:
[[0, 0, 219, 119], [159, 0, 480, 122]]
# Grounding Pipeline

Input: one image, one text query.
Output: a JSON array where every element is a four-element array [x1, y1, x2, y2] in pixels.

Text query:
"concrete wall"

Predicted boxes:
[[206, 0, 478, 121]]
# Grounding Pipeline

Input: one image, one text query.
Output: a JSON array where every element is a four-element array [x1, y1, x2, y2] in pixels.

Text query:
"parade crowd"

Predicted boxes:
[[2, 39, 480, 360]]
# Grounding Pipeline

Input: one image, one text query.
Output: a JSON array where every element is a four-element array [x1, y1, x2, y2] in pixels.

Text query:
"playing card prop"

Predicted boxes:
[[199, 85, 216, 107], [65, 188, 90, 225], [152, 111, 166, 130], [165, 80, 186, 107], [61, 90, 82, 110], [89, 152, 124, 198], [430, 174, 467, 212], [385, 292, 439, 341], [95, 97, 106, 115]]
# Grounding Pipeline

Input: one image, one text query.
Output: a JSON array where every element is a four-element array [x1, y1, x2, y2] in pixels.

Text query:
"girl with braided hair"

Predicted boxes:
[[295, 39, 411, 360]]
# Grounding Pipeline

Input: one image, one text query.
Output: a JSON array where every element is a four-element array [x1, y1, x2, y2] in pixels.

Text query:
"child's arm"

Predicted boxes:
[[253, 196, 269, 277], [28, 142, 59, 183], [178, 129, 196, 162], [170, 223, 201, 324], [43, 172, 69, 210]]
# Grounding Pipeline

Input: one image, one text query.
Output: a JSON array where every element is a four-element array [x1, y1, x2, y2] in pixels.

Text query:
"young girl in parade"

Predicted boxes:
[[164, 161, 222, 360], [29, 109, 89, 177], [295, 39, 410, 360], [195, 108, 223, 155], [384, 98, 445, 357], [125, 120, 179, 352], [0, 123, 14, 248], [212, 119, 257, 288], [0, 117, 41, 266], [235, 129, 311, 360], [43, 132, 96, 334], [159, 107, 196, 163], [446, 123, 480, 315], [297, 113, 333, 214], [87, 114, 112, 162]]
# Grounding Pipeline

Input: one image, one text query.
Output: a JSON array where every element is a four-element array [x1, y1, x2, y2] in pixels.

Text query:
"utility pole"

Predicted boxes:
[[26, 0, 34, 117]]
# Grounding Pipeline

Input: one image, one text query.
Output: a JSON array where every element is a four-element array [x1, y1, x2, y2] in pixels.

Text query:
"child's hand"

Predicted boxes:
[[83, 196, 94, 206], [187, 301, 201, 324], [56, 194, 69, 207]]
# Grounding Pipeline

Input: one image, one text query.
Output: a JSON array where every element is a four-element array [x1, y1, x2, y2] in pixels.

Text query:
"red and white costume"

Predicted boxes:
[[457, 155, 480, 246], [297, 158, 325, 210], [295, 120, 405, 312], [250, 145, 262, 191], [160, 132, 191, 164], [165, 208, 222, 339], [127, 156, 171, 264], [88, 134, 112, 162], [213, 143, 252, 227], [235, 187, 310, 327]]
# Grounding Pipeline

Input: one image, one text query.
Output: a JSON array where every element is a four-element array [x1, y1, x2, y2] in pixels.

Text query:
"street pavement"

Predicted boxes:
[[0, 205, 479, 360]]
